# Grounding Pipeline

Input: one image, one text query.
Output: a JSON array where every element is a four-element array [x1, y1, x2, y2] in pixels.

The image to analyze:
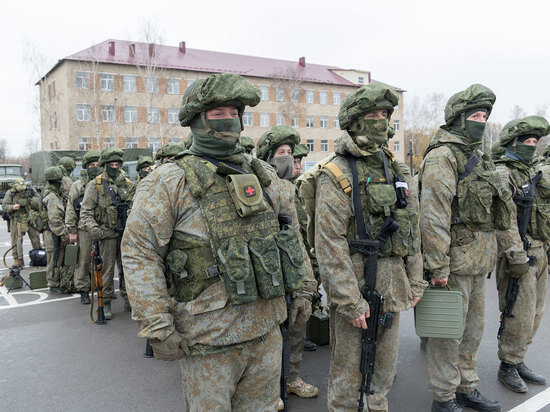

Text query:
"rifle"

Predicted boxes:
[[497, 170, 541, 340], [278, 213, 292, 412], [53, 234, 61, 268], [90, 240, 106, 324], [103, 179, 130, 233]]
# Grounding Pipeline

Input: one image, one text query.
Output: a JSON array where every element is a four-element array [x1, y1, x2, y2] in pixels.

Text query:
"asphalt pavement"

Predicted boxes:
[[1, 225, 549, 411]]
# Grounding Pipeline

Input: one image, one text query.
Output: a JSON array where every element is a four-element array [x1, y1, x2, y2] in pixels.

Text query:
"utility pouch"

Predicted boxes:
[[226, 174, 267, 218], [365, 184, 396, 217], [390, 208, 418, 257], [248, 234, 285, 299], [106, 205, 118, 228], [274, 229, 306, 292], [535, 202, 550, 240], [18, 219, 28, 233], [217, 238, 258, 305], [64, 243, 79, 266]]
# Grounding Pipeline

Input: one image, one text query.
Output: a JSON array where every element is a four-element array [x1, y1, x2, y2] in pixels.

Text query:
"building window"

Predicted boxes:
[[306, 89, 314, 104], [148, 137, 161, 152], [168, 108, 179, 124], [306, 115, 314, 128], [333, 92, 341, 105], [260, 112, 270, 127], [124, 106, 137, 123], [291, 89, 300, 103], [358, 76, 365, 84], [243, 112, 253, 127], [320, 116, 329, 129], [100, 73, 114, 91], [260, 86, 269, 101], [75, 71, 90, 89], [394, 141, 400, 152], [167, 78, 179, 94], [321, 140, 329, 152], [76, 104, 91, 122], [148, 107, 160, 123], [334, 117, 340, 129], [393, 119, 400, 131], [124, 75, 136, 93], [187, 79, 196, 87], [101, 105, 114, 122], [125, 137, 138, 148], [276, 88, 285, 102], [306, 139, 315, 152], [146, 77, 159, 93], [291, 115, 299, 128], [48, 81, 56, 100], [168, 137, 181, 143], [319, 91, 328, 105], [104, 138, 115, 148], [276, 113, 285, 125], [78, 137, 92, 150]]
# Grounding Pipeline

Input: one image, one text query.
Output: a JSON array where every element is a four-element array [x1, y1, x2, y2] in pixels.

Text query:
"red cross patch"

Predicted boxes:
[[244, 185, 256, 197]]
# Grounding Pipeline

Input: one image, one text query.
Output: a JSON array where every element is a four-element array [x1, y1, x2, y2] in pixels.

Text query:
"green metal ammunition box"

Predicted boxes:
[[415, 286, 464, 339], [306, 309, 330, 346], [29, 270, 48, 289], [4, 276, 23, 290]]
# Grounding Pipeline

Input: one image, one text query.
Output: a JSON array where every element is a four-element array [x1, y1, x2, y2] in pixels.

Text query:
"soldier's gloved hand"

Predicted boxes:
[[150, 331, 190, 361], [289, 296, 312, 326], [90, 227, 102, 241], [507, 262, 529, 278]]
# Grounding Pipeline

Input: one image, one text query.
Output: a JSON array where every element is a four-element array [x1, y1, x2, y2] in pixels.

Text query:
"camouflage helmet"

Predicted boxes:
[[13, 177, 26, 192], [499, 115, 550, 147], [58, 156, 76, 172], [239, 135, 255, 154], [82, 150, 101, 168], [178, 73, 261, 127], [293, 143, 310, 159], [256, 125, 301, 161], [155, 142, 183, 161], [444, 84, 496, 126], [338, 82, 399, 131], [99, 147, 124, 166], [44, 166, 64, 182], [137, 156, 154, 170], [491, 141, 506, 160]]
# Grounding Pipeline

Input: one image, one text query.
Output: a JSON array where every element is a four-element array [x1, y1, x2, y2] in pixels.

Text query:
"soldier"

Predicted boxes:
[[155, 141, 185, 164], [134, 156, 154, 184], [314, 82, 425, 411], [2, 178, 42, 268], [122, 73, 314, 410], [239, 135, 255, 155], [42, 166, 69, 294], [493, 116, 549, 392], [80, 148, 133, 319], [256, 125, 319, 400], [292, 143, 309, 179], [419, 84, 527, 412], [58, 156, 76, 198], [65, 150, 101, 304]]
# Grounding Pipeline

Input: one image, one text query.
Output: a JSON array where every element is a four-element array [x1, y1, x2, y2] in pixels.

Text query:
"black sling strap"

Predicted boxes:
[[458, 154, 480, 181]]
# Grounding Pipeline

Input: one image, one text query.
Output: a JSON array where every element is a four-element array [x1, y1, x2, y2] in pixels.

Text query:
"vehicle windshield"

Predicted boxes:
[[0, 166, 22, 176]]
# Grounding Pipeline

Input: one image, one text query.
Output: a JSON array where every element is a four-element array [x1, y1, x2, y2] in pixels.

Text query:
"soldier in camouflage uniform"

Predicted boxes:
[[419, 84, 528, 412], [58, 156, 76, 199], [292, 143, 309, 180], [134, 156, 154, 184], [80, 148, 133, 319], [257, 125, 319, 400], [122, 73, 315, 411], [493, 116, 549, 392], [65, 150, 101, 304], [315, 82, 426, 411], [155, 142, 185, 164], [2, 178, 42, 268], [42, 166, 69, 294]]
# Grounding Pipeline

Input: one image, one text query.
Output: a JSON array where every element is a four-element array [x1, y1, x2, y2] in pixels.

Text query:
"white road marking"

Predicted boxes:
[[0, 288, 121, 310], [508, 387, 550, 412], [0, 282, 18, 305]]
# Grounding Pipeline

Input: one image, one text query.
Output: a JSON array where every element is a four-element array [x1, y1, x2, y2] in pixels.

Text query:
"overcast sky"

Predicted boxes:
[[2, 0, 550, 156]]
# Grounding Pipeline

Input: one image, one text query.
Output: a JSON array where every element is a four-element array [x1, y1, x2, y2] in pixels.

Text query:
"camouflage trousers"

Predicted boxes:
[[328, 308, 400, 412], [289, 300, 310, 379], [44, 230, 65, 287], [9, 222, 41, 262], [100, 236, 126, 302], [74, 229, 92, 292], [427, 273, 485, 402], [496, 242, 548, 364], [179, 327, 282, 411]]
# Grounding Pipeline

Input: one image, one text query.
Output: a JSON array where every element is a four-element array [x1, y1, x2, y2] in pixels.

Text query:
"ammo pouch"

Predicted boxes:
[[389, 208, 419, 257], [27, 209, 48, 233], [248, 234, 285, 299], [217, 238, 258, 305], [365, 184, 396, 217], [106, 205, 119, 229], [274, 229, 306, 292], [226, 174, 267, 217]]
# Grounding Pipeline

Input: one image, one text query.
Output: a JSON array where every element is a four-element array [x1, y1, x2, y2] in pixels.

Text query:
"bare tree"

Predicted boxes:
[[270, 66, 306, 126], [536, 104, 549, 118], [483, 121, 502, 154], [24, 135, 40, 156], [0, 138, 7, 162], [509, 105, 526, 120]]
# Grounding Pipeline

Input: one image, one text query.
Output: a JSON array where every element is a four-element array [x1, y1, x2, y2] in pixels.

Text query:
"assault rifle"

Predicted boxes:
[[103, 179, 131, 233], [278, 213, 292, 412], [497, 171, 542, 340], [90, 240, 106, 324]]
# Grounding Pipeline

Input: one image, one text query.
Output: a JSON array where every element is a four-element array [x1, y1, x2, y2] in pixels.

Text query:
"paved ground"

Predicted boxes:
[[1, 225, 549, 411]]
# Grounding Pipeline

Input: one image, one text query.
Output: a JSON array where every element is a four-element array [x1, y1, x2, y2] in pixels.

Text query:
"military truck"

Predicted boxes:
[[0, 164, 24, 204]]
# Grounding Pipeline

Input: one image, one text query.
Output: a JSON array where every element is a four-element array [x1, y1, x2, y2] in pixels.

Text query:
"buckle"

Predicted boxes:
[[206, 265, 221, 278]]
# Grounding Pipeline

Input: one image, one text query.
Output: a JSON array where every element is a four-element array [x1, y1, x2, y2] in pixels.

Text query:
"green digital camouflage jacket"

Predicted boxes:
[[65, 177, 88, 234], [43, 187, 68, 240]]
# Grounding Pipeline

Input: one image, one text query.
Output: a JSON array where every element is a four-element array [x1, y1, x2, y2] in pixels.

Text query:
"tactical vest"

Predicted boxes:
[[165, 155, 306, 304], [93, 174, 132, 231], [345, 155, 418, 258]]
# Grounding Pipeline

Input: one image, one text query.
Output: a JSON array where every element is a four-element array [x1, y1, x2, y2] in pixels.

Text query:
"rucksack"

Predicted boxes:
[[29, 248, 47, 266]]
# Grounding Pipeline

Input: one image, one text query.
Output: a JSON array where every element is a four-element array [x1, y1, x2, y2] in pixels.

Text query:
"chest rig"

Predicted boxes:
[[94, 174, 132, 232]]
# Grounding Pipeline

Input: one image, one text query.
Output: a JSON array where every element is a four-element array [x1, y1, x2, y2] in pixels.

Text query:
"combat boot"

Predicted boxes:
[[456, 389, 501, 411], [287, 376, 318, 398], [517, 362, 547, 385], [49, 286, 62, 294], [304, 339, 317, 351], [498, 362, 527, 393], [431, 398, 463, 412], [13, 259, 24, 268], [80, 291, 90, 305], [103, 302, 112, 320]]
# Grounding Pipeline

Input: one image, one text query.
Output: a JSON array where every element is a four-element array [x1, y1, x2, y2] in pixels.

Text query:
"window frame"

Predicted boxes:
[[100, 73, 114, 91], [167, 78, 180, 94], [306, 139, 315, 152], [321, 139, 329, 152], [148, 107, 160, 123], [168, 108, 179, 124], [123, 75, 137, 93], [124, 106, 137, 123], [76, 104, 91, 122], [101, 105, 115, 122], [75, 71, 90, 89]]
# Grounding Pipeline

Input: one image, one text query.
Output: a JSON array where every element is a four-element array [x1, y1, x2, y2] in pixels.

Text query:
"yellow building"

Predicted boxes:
[[38, 39, 406, 165]]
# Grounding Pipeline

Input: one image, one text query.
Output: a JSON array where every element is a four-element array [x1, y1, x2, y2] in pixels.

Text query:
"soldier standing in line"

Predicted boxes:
[[42, 166, 69, 294], [256, 125, 319, 401], [133, 156, 154, 184], [493, 116, 549, 392], [419, 84, 528, 412], [314, 82, 425, 411], [65, 150, 101, 305], [80, 148, 133, 319], [58, 156, 77, 199], [122, 73, 314, 410]]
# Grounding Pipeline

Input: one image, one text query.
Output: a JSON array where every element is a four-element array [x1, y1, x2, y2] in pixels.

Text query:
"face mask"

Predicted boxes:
[[515, 142, 537, 163], [465, 120, 486, 142], [87, 166, 102, 180], [269, 155, 294, 180], [188, 116, 243, 158], [106, 164, 121, 180], [350, 118, 389, 147], [206, 118, 242, 142], [139, 169, 150, 178]]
